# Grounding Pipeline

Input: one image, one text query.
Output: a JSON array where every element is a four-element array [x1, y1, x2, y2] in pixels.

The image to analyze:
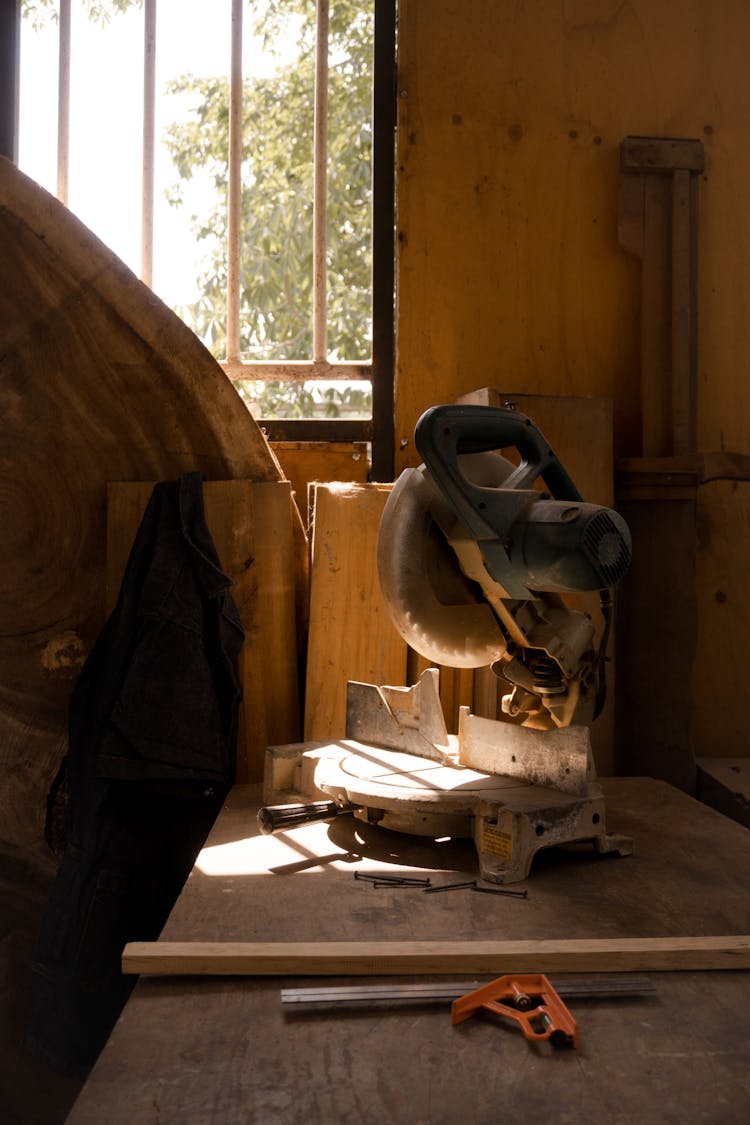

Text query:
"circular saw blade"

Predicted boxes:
[[377, 454, 512, 668]]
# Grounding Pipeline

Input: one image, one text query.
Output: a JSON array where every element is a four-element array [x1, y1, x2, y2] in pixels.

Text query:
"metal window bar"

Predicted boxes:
[[142, 0, 156, 287], [312, 0, 329, 365], [226, 0, 243, 365], [0, 0, 21, 161], [56, 1, 156, 284], [56, 0, 70, 205]]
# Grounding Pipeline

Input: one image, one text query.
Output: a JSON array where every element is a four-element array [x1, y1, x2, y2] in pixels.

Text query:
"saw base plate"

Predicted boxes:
[[264, 739, 631, 884], [264, 672, 631, 884]]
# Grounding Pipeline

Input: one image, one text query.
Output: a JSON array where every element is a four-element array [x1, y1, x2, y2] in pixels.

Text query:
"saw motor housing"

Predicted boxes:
[[377, 405, 632, 729]]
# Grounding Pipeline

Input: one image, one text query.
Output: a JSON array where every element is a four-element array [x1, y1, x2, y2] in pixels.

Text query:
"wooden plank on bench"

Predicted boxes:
[[123, 935, 750, 976]]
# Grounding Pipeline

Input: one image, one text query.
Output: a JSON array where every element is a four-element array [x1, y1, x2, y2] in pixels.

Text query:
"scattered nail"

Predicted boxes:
[[424, 880, 476, 894], [472, 885, 528, 899]]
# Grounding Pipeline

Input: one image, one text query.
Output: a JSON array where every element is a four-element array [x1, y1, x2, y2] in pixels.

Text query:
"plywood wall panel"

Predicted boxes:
[[457, 390, 614, 504], [693, 480, 750, 758], [396, 0, 750, 466]]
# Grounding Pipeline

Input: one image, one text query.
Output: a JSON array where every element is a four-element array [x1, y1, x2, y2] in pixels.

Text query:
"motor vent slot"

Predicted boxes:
[[582, 511, 631, 587]]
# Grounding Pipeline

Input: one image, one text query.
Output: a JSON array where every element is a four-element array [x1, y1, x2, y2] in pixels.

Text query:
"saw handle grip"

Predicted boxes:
[[415, 404, 583, 501], [257, 801, 344, 835]]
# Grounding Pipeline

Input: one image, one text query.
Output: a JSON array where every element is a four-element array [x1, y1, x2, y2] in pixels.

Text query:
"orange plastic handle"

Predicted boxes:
[[451, 973, 579, 1048]]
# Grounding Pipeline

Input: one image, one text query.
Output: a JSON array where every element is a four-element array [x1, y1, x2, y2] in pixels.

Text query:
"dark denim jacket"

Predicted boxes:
[[27, 473, 244, 1078]]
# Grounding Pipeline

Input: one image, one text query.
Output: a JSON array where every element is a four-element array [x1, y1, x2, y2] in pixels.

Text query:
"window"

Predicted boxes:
[[16, 0, 395, 474]]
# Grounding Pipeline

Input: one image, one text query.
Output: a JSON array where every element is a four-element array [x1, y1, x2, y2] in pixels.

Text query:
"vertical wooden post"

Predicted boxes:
[[617, 136, 704, 457]]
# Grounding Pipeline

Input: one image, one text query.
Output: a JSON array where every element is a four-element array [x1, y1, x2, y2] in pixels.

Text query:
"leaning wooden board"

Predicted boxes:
[[123, 935, 750, 976], [303, 483, 483, 742], [303, 483, 409, 740]]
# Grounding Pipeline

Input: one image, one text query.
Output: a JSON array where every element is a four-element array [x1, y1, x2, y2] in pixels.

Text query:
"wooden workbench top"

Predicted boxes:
[[68, 778, 750, 1124]]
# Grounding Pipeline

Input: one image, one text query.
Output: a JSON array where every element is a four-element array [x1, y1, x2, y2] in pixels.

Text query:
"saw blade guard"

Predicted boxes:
[[377, 453, 515, 668], [377, 404, 632, 727]]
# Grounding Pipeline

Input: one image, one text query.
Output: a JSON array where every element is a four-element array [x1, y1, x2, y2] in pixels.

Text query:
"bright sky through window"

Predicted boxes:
[[19, 0, 289, 318], [18, 1, 376, 423]]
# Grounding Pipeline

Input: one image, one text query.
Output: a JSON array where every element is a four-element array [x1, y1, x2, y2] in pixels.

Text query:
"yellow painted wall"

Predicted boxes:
[[395, 0, 750, 469]]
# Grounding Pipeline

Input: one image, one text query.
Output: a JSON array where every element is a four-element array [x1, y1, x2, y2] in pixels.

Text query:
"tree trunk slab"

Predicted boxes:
[[0, 156, 282, 856]]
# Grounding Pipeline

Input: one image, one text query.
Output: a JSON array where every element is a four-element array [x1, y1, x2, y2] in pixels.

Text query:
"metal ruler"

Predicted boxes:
[[281, 976, 656, 1008]]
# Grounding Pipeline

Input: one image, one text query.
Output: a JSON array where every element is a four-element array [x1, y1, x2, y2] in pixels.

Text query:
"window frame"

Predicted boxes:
[[248, 0, 396, 481], [8, 0, 397, 479]]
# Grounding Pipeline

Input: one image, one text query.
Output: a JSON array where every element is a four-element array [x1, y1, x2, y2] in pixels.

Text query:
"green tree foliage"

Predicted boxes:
[[163, 1, 374, 417], [22, 0, 141, 31]]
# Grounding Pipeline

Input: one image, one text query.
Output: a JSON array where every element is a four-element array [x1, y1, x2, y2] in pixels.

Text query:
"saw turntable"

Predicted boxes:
[[261, 404, 634, 883]]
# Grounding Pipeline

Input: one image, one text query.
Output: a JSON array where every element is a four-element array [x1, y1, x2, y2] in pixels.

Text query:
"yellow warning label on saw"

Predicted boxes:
[[481, 825, 513, 860]]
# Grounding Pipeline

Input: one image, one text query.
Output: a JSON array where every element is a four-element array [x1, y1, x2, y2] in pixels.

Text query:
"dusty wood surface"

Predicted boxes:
[[69, 778, 750, 1124], [395, 1, 750, 465], [107, 481, 301, 783], [123, 934, 750, 976]]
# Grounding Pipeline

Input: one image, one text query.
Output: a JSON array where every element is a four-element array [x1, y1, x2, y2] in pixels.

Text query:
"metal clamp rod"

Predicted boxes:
[[257, 802, 348, 835], [280, 976, 657, 1007]]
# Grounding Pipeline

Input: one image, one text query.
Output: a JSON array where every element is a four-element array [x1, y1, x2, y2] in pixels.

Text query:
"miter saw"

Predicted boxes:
[[261, 404, 634, 883]]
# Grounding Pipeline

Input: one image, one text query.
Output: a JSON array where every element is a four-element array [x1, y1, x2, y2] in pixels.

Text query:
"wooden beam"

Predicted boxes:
[[123, 936, 750, 976], [617, 135, 704, 457]]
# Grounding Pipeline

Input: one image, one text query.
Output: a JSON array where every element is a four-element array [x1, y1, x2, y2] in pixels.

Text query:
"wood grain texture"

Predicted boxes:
[[0, 157, 282, 855], [107, 482, 301, 783], [122, 935, 750, 976], [693, 480, 750, 758], [395, 0, 750, 464], [304, 483, 408, 739], [271, 441, 370, 526], [68, 779, 750, 1123]]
